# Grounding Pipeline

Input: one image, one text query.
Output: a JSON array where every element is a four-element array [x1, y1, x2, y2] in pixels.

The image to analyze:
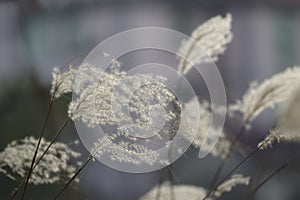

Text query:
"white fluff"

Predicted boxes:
[[177, 13, 232, 74], [0, 137, 80, 185], [230, 66, 300, 123]]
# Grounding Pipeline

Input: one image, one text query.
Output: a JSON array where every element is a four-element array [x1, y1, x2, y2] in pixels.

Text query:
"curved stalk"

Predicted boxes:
[[245, 163, 288, 200], [54, 156, 92, 200], [202, 148, 259, 200], [207, 121, 248, 192], [10, 118, 70, 200], [20, 99, 54, 200]]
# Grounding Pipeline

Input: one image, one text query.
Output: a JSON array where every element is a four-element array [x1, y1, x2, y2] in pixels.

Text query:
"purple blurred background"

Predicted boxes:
[[1, 0, 300, 199]]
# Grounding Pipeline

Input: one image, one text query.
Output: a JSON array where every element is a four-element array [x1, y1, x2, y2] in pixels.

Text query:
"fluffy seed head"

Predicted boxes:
[[0, 137, 81, 185], [181, 97, 230, 159], [230, 66, 300, 123], [177, 13, 232, 74], [258, 129, 300, 150]]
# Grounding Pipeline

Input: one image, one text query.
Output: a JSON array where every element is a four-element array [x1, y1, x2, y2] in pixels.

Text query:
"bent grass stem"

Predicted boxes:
[[202, 148, 259, 200], [20, 100, 54, 200], [10, 117, 70, 200], [207, 122, 248, 193], [54, 156, 92, 200]]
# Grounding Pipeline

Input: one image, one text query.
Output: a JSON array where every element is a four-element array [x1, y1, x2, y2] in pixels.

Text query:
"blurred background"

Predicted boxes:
[[1, 0, 300, 199]]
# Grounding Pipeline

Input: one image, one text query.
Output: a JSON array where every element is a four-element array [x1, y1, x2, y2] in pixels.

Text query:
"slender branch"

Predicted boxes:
[[35, 118, 71, 168], [53, 91, 107, 199], [202, 148, 259, 200], [168, 166, 179, 184], [245, 163, 288, 200], [20, 99, 54, 200], [168, 165, 176, 200], [155, 169, 165, 200], [244, 151, 300, 200], [245, 150, 271, 198], [9, 118, 70, 200], [154, 166, 179, 200], [153, 119, 178, 200], [13, 83, 87, 199], [54, 156, 92, 200], [206, 155, 226, 191], [207, 122, 248, 192]]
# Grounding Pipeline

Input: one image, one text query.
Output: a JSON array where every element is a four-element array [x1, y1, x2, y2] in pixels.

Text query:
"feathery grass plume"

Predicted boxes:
[[68, 69, 125, 126], [89, 94, 180, 166], [50, 66, 76, 100], [177, 13, 232, 74], [229, 66, 300, 123], [139, 183, 209, 200], [91, 135, 165, 166], [278, 87, 300, 132], [51, 64, 111, 100], [139, 174, 249, 200], [69, 63, 182, 166], [0, 137, 81, 185], [213, 174, 250, 198], [258, 129, 300, 150], [181, 97, 231, 159], [68, 64, 179, 130], [50, 57, 122, 100]]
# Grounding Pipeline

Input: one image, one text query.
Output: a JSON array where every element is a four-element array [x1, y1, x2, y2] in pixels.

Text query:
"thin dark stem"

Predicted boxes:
[[155, 124, 178, 200], [207, 155, 226, 191], [168, 165, 175, 200], [9, 117, 70, 200], [202, 148, 259, 200], [154, 166, 179, 200], [168, 166, 179, 184], [207, 122, 248, 192], [20, 99, 54, 200], [245, 150, 271, 199], [244, 151, 300, 200], [35, 118, 71, 168], [54, 156, 92, 200], [155, 169, 165, 200], [245, 163, 288, 200]]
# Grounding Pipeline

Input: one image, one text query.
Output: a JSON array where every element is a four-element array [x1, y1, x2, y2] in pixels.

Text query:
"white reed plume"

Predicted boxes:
[[230, 66, 300, 123], [177, 13, 232, 74], [278, 86, 300, 132], [68, 64, 178, 130], [258, 129, 300, 150], [182, 97, 231, 159], [90, 135, 164, 166], [50, 66, 76, 100], [0, 137, 81, 185], [139, 174, 249, 200], [67, 63, 182, 166], [139, 183, 209, 200], [213, 174, 250, 198]]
